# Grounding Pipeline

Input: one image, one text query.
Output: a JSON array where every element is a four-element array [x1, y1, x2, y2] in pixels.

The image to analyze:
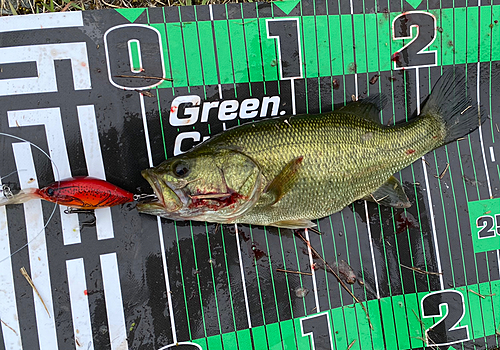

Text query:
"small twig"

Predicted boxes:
[[370, 193, 388, 204], [386, 115, 394, 126], [1, 319, 17, 335], [460, 105, 472, 115], [347, 339, 357, 350], [423, 159, 430, 167], [308, 227, 323, 235], [136, 90, 154, 98], [60, 0, 73, 11], [412, 309, 426, 331], [114, 74, 173, 81], [433, 163, 449, 179], [413, 182, 420, 186], [295, 231, 374, 330], [20, 267, 50, 318], [401, 264, 442, 276], [276, 268, 312, 276], [467, 289, 495, 299], [456, 137, 466, 141], [468, 289, 486, 299], [496, 123, 499, 133]]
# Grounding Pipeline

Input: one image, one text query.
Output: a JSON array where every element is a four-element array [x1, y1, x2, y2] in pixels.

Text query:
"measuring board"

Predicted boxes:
[[0, 0, 499, 349]]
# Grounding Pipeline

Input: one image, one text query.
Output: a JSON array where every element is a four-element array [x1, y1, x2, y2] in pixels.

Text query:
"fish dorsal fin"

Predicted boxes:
[[337, 93, 388, 124], [270, 219, 316, 229], [363, 175, 411, 208], [263, 156, 304, 206]]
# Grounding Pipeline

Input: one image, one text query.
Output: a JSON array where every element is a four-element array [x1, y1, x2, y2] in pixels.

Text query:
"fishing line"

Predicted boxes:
[[0, 132, 60, 264]]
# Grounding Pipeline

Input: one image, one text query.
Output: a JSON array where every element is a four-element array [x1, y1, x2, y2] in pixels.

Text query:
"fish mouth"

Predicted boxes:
[[137, 170, 186, 214]]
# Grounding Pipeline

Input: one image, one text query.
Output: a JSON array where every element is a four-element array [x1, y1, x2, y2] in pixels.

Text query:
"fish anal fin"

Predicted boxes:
[[337, 93, 388, 124], [364, 176, 411, 208], [264, 156, 304, 205], [270, 219, 316, 229]]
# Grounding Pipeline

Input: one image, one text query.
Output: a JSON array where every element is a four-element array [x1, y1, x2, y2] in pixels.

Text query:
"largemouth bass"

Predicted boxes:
[[138, 69, 482, 228]]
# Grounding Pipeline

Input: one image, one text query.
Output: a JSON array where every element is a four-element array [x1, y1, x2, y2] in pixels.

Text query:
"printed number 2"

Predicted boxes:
[[300, 313, 333, 350], [392, 11, 437, 69], [421, 290, 469, 346], [476, 215, 500, 239]]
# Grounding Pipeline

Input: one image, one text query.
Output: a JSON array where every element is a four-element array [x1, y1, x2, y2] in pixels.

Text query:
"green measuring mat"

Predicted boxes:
[[0, 0, 499, 349]]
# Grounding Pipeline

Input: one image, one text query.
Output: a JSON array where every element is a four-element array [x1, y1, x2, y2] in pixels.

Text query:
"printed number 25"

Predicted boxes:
[[421, 290, 469, 346], [392, 11, 437, 69]]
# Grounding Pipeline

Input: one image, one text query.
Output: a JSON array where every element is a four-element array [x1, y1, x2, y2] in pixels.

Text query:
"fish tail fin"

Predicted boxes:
[[420, 68, 484, 146], [0, 188, 40, 206]]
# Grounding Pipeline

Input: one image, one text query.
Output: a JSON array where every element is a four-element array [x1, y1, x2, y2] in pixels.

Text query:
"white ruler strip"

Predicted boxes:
[[77, 105, 114, 241], [66, 258, 94, 350], [13, 142, 58, 350], [100, 253, 128, 350]]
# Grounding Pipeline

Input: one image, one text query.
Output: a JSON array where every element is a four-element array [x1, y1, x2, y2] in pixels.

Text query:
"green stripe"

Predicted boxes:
[[365, 14, 379, 73], [243, 19, 263, 82], [197, 21, 218, 85], [183, 23, 204, 86], [455, 8, 467, 64], [166, 23, 188, 86], [259, 18, 279, 81], [467, 7, 479, 64], [236, 329, 252, 350], [480, 6, 492, 62], [340, 15, 355, 74], [213, 20, 234, 84], [228, 19, 249, 83], [353, 14, 367, 74], [329, 15, 344, 75], [302, 16, 318, 78], [316, 15, 331, 77], [222, 332, 237, 349]]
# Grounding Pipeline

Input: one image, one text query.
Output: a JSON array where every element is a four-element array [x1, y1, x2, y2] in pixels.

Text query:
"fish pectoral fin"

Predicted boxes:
[[270, 219, 316, 229], [263, 156, 304, 206], [337, 93, 388, 124], [364, 176, 411, 208]]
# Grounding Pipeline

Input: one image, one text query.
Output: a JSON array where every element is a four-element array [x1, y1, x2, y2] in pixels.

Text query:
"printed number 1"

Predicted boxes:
[[300, 313, 333, 350], [266, 18, 303, 79], [421, 290, 469, 346]]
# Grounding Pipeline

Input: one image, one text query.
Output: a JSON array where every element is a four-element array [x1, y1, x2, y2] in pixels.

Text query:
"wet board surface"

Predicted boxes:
[[0, 1, 500, 349]]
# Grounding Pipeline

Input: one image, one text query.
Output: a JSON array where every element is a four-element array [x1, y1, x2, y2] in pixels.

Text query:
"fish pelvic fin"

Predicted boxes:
[[363, 176, 411, 208], [420, 68, 485, 146], [0, 188, 40, 206]]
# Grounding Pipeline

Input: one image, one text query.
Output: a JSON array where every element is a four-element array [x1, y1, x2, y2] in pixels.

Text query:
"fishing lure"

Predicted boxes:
[[0, 176, 134, 210]]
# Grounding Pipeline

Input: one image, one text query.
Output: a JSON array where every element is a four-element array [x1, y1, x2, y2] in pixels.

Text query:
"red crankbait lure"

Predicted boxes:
[[0, 176, 134, 210]]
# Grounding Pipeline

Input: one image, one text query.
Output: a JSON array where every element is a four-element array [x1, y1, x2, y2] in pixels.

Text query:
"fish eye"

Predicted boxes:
[[46, 188, 55, 196], [172, 161, 190, 178]]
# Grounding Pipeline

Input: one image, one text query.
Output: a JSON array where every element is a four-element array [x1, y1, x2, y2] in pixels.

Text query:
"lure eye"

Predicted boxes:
[[173, 161, 190, 178], [46, 188, 55, 196]]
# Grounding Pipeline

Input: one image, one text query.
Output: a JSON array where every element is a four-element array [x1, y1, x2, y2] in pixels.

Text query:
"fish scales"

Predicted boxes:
[[204, 113, 442, 225]]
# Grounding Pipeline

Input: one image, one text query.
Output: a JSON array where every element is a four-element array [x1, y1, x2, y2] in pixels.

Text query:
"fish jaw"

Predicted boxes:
[[137, 169, 185, 217]]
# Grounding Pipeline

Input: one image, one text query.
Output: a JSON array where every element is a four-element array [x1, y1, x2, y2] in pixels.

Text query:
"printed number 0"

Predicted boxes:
[[421, 290, 469, 346], [392, 11, 437, 69]]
